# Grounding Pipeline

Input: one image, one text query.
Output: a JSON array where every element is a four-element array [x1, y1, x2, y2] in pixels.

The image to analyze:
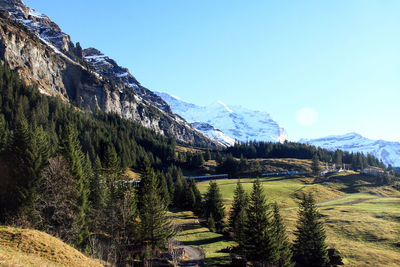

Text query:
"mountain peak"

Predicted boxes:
[[215, 100, 233, 113], [156, 91, 287, 145]]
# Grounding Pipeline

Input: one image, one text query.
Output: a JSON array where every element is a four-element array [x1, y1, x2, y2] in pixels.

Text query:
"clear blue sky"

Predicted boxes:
[[24, 0, 400, 142]]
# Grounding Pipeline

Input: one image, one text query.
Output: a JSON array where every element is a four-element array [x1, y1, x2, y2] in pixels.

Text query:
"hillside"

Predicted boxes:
[[0, 226, 102, 267], [195, 172, 400, 266]]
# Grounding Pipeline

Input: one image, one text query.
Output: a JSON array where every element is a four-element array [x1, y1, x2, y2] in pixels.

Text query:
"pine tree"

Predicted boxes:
[[166, 172, 175, 202], [103, 144, 121, 182], [188, 178, 203, 214], [59, 123, 90, 249], [229, 181, 248, 248], [139, 165, 175, 252], [173, 171, 185, 207], [312, 154, 321, 177], [158, 172, 171, 207], [204, 181, 225, 231], [292, 193, 329, 267], [0, 113, 9, 152], [11, 118, 49, 221], [333, 150, 342, 167], [271, 203, 293, 267], [243, 179, 275, 265], [208, 213, 216, 232], [89, 155, 106, 212], [204, 149, 211, 161]]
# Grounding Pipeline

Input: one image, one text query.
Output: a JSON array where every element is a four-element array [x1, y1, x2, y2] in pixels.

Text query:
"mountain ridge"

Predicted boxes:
[[301, 132, 400, 167], [0, 0, 221, 147], [155, 91, 287, 146]]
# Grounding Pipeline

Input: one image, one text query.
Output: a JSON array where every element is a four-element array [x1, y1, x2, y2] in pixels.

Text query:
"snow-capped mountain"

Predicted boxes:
[[301, 133, 400, 167], [155, 92, 287, 146], [0, 0, 221, 147]]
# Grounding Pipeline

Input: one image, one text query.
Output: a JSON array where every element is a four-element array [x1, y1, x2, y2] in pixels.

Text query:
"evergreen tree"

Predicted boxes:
[[204, 181, 225, 231], [188, 178, 203, 214], [173, 171, 185, 207], [333, 150, 342, 167], [165, 171, 175, 202], [10, 118, 49, 221], [271, 203, 293, 267], [208, 213, 216, 232], [139, 165, 175, 251], [292, 193, 329, 267], [204, 149, 211, 161], [0, 113, 9, 152], [103, 144, 121, 181], [312, 154, 321, 177], [59, 123, 90, 249], [229, 181, 248, 248], [158, 172, 171, 207], [243, 179, 275, 265]]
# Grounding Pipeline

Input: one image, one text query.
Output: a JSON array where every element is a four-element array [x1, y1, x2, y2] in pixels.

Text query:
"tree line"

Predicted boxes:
[[226, 141, 385, 170]]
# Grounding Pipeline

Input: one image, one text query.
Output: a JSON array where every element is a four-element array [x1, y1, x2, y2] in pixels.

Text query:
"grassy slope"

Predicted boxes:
[[0, 226, 102, 267], [196, 171, 400, 266]]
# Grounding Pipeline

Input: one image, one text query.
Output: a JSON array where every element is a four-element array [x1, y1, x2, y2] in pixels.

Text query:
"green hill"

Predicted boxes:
[[196, 172, 400, 266]]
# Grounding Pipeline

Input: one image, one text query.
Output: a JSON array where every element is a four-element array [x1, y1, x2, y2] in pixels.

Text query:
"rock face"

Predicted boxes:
[[155, 91, 288, 146], [301, 133, 400, 167], [0, 0, 219, 146]]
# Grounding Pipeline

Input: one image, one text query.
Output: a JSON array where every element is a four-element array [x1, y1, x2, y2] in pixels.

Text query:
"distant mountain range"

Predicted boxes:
[[301, 133, 400, 167], [155, 92, 287, 146]]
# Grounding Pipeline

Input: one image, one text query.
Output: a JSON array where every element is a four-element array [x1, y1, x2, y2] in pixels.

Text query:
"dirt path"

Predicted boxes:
[[318, 195, 348, 205], [318, 194, 385, 206], [173, 219, 205, 266], [177, 243, 204, 267]]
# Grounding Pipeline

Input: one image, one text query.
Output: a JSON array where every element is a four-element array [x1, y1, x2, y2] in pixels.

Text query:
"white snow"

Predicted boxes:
[[116, 72, 128, 78], [217, 100, 233, 113], [28, 8, 46, 19], [126, 82, 139, 88], [84, 55, 107, 61], [38, 87, 51, 96], [302, 133, 400, 167], [155, 91, 287, 145]]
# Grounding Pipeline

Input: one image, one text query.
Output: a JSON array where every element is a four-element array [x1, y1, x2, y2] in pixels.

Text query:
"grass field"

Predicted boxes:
[[195, 172, 400, 266], [171, 210, 236, 266], [0, 226, 102, 267]]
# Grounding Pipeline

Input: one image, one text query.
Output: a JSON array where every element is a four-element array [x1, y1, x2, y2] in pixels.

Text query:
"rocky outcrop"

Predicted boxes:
[[0, 0, 219, 147]]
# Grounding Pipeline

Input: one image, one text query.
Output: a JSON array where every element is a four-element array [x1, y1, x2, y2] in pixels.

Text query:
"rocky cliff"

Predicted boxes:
[[0, 0, 219, 146]]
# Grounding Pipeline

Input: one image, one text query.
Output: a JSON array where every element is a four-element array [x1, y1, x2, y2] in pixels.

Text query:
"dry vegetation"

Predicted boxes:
[[0, 226, 102, 267]]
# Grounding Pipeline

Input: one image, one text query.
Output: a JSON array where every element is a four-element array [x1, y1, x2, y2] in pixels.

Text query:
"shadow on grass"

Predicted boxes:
[[204, 255, 232, 266], [181, 235, 226, 246]]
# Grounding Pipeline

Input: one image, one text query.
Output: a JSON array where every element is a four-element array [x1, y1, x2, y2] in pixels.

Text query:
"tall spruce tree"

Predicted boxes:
[[204, 181, 225, 231], [139, 164, 175, 251], [271, 203, 293, 267], [243, 179, 276, 265], [158, 171, 171, 207], [11, 118, 49, 222], [188, 178, 203, 214], [229, 181, 248, 248], [292, 193, 329, 267], [59, 123, 90, 249], [312, 154, 321, 177], [173, 171, 185, 207]]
